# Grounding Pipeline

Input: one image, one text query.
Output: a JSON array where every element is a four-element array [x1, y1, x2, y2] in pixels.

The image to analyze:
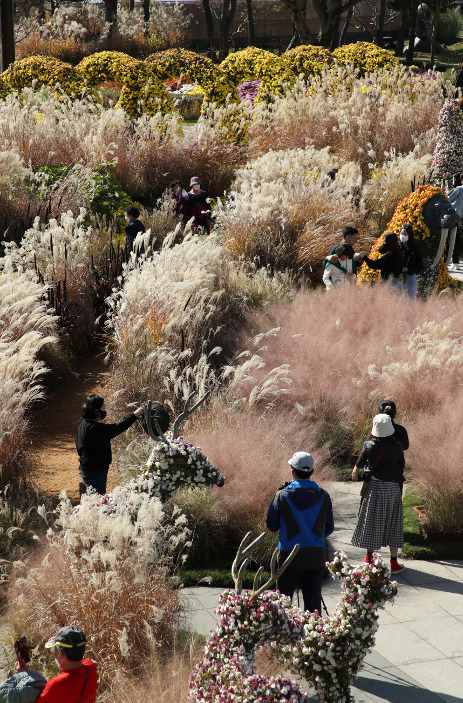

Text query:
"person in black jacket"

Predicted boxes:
[[351, 414, 405, 575], [361, 232, 403, 290], [76, 394, 145, 495], [124, 205, 145, 254], [399, 224, 423, 300], [377, 399, 409, 451]]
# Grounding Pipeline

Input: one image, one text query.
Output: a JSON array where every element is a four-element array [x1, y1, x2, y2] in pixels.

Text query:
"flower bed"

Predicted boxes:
[[333, 41, 399, 73], [220, 47, 296, 103], [77, 50, 173, 117], [1, 55, 87, 98], [282, 45, 334, 79], [146, 48, 238, 108]]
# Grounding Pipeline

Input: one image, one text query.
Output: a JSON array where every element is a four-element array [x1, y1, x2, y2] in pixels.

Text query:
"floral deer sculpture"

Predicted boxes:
[[132, 392, 225, 504], [190, 532, 397, 703]]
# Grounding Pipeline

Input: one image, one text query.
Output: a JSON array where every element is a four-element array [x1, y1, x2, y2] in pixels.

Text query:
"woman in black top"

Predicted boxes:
[[399, 224, 423, 300], [76, 394, 145, 495], [125, 205, 146, 253], [351, 413, 405, 575], [362, 232, 403, 290]]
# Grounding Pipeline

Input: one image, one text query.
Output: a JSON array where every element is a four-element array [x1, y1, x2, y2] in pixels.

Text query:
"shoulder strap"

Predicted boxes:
[[76, 665, 88, 703], [368, 440, 392, 479]]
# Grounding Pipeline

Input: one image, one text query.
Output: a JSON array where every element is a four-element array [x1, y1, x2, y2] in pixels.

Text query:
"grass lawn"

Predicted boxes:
[[402, 488, 463, 560], [400, 40, 463, 73]]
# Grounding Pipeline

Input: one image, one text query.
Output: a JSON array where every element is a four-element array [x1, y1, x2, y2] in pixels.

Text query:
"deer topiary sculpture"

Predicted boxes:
[[190, 532, 397, 703]]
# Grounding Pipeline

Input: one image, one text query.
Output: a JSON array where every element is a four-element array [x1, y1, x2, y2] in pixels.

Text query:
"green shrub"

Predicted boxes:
[[437, 10, 463, 45]]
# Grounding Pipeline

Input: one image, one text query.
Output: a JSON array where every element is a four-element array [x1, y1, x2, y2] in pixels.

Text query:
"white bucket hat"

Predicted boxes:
[[371, 413, 394, 438]]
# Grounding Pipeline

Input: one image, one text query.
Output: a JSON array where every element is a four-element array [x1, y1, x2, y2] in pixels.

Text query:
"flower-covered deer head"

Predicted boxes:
[[139, 393, 225, 504]]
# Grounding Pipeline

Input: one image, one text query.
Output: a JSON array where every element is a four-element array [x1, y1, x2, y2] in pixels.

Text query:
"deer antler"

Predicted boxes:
[[232, 532, 267, 594], [144, 401, 170, 446], [232, 532, 300, 598], [250, 543, 299, 600], [171, 389, 212, 440]]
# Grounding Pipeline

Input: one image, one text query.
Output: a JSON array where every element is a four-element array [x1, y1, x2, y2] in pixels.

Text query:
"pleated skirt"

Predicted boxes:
[[352, 478, 404, 550]]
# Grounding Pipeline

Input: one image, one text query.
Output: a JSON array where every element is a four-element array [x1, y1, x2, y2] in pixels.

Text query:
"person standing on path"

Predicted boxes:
[[76, 394, 144, 495], [352, 414, 406, 575], [266, 452, 334, 613]]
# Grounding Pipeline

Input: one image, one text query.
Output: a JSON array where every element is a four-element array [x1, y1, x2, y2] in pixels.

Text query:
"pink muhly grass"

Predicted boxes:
[[216, 284, 463, 527], [189, 413, 334, 532]]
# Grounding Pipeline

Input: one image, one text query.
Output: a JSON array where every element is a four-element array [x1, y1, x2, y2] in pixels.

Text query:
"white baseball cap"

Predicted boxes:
[[288, 451, 314, 473]]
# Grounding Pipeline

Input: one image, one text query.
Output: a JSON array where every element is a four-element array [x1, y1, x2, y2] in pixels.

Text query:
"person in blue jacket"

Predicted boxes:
[[266, 451, 334, 613]]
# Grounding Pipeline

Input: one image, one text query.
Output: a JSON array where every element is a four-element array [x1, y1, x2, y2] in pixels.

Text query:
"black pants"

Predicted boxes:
[[277, 567, 324, 613], [79, 468, 108, 495]]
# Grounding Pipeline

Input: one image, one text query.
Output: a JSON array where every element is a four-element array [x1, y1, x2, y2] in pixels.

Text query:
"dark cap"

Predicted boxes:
[[45, 626, 86, 651]]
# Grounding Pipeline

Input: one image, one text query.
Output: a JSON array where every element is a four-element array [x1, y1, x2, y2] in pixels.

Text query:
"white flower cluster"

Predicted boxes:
[[137, 435, 225, 504]]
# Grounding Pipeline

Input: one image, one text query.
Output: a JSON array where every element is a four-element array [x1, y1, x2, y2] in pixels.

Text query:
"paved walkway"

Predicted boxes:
[[181, 482, 463, 702]]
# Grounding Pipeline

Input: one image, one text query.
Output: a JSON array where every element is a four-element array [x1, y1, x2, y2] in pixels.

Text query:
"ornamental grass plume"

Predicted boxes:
[[188, 414, 334, 543], [249, 65, 444, 176], [217, 146, 363, 277], [363, 150, 434, 235], [2, 210, 98, 348], [0, 269, 57, 488], [8, 486, 188, 690]]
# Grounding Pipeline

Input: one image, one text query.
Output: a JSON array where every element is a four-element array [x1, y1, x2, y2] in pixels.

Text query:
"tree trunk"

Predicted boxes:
[[104, 0, 118, 24], [0, 0, 15, 72], [406, 2, 418, 64], [245, 0, 255, 45], [143, 0, 150, 23], [279, 0, 313, 44], [218, 0, 237, 60], [312, 0, 362, 48], [202, 0, 215, 50], [374, 0, 386, 47], [430, 0, 441, 68], [395, 0, 408, 56], [338, 7, 353, 47], [329, 15, 342, 50]]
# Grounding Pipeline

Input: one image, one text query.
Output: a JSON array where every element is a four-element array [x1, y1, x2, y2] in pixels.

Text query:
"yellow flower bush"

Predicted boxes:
[[77, 51, 173, 117], [146, 48, 238, 108], [1, 56, 87, 98], [282, 45, 333, 79], [220, 47, 297, 103], [333, 42, 399, 74], [358, 185, 455, 289]]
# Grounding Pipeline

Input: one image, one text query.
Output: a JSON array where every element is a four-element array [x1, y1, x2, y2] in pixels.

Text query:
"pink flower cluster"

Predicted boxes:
[[237, 80, 262, 108], [189, 553, 397, 703]]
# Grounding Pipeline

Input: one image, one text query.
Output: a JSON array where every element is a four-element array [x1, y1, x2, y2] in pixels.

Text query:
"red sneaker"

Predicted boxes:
[[390, 559, 405, 575], [364, 553, 373, 564]]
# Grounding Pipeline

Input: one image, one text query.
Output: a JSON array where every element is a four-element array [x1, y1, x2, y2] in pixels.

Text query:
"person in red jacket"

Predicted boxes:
[[17, 626, 98, 703]]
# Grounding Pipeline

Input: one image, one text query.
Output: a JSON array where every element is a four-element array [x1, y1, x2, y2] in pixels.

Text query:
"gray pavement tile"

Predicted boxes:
[[416, 581, 463, 616], [399, 561, 462, 586], [373, 622, 445, 665], [400, 658, 463, 702], [183, 608, 219, 637], [354, 664, 446, 703], [452, 657, 463, 669], [383, 587, 445, 623], [406, 615, 463, 658]]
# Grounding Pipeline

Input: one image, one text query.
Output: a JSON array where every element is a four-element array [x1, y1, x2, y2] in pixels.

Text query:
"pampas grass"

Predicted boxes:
[[0, 269, 57, 487]]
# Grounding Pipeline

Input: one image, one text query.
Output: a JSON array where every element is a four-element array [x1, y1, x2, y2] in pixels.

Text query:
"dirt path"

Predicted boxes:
[[29, 349, 119, 502]]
